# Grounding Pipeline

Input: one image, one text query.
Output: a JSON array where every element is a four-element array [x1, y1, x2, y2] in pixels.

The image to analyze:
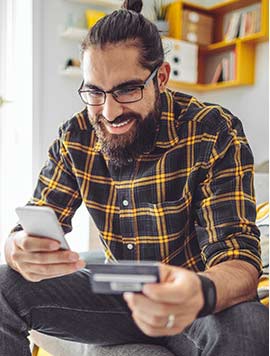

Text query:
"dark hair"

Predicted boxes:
[[80, 0, 164, 71]]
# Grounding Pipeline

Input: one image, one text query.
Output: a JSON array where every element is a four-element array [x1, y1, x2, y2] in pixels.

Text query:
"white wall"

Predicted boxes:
[[33, 0, 96, 252], [0, 0, 34, 259], [36, 0, 84, 168]]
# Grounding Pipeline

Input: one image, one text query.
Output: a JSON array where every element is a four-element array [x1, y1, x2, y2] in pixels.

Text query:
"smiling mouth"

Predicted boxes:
[[110, 118, 132, 127], [103, 117, 136, 134]]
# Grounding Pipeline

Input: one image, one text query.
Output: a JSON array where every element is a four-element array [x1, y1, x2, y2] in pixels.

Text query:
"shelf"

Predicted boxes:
[[202, 32, 267, 52], [65, 0, 122, 9], [168, 79, 251, 92], [165, 0, 268, 91], [61, 27, 89, 41], [60, 67, 82, 78], [183, 0, 262, 14]]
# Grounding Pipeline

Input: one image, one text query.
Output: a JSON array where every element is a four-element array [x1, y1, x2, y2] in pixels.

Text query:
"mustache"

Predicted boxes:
[[97, 113, 142, 125]]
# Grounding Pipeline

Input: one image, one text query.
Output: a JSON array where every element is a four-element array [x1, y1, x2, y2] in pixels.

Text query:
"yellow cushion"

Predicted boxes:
[[256, 202, 269, 221], [36, 348, 53, 356]]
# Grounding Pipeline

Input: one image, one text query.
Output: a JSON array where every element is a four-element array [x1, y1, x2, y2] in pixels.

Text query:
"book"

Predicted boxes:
[[224, 12, 241, 41], [239, 12, 247, 38], [224, 4, 261, 40], [245, 11, 253, 35], [205, 49, 236, 84], [229, 49, 236, 81], [222, 57, 230, 82], [256, 6, 261, 33], [211, 62, 223, 83]]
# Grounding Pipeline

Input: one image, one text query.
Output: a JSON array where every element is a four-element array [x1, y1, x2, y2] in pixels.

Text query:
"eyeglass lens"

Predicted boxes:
[[80, 87, 143, 105]]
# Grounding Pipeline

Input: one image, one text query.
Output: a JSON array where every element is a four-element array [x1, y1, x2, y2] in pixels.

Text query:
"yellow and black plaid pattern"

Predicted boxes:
[[20, 89, 261, 273]]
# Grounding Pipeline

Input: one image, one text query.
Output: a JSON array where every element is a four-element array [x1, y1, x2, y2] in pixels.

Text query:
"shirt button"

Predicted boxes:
[[122, 199, 129, 207], [127, 243, 133, 250]]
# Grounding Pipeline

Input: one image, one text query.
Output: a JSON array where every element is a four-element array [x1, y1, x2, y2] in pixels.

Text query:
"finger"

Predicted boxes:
[[142, 282, 183, 303], [22, 250, 80, 264], [158, 264, 189, 285], [132, 308, 168, 329], [15, 235, 60, 252], [131, 311, 180, 337], [25, 267, 84, 282], [21, 259, 85, 276], [158, 263, 175, 283], [143, 265, 196, 304], [124, 292, 180, 317]]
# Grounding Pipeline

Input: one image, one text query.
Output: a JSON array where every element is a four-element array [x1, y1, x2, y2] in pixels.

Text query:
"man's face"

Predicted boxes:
[[82, 43, 162, 167]]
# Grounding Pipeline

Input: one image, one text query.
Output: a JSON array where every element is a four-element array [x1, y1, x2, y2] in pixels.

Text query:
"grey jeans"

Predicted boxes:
[[0, 264, 268, 356]]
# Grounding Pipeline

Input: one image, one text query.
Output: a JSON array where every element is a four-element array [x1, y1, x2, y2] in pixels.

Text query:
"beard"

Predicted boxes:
[[88, 91, 162, 168]]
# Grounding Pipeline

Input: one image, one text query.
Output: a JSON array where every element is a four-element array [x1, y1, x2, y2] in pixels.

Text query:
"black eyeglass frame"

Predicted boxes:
[[78, 66, 159, 106]]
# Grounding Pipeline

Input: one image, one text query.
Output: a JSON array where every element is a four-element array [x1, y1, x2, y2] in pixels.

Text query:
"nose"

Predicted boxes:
[[101, 93, 124, 122]]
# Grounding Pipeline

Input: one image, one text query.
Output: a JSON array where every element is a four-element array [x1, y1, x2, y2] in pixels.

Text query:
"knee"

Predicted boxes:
[[0, 264, 23, 297], [218, 301, 268, 338], [0, 264, 31, 332], [199, 301, 268, 355], [0, 264, 31, 317]]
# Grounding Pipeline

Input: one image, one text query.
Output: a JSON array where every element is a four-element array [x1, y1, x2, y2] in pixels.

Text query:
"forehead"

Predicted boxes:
[[82, 43, 147, 90]]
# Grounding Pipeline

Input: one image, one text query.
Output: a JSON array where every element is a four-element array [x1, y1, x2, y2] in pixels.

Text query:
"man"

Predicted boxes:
[[0, 1, 268, 355]]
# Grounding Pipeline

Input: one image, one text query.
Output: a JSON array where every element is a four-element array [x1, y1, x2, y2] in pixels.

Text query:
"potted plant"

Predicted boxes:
[[153, 0, 169, 35]]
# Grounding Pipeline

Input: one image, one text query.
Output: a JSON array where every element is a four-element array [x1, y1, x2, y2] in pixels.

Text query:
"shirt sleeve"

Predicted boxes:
[[23, 126, 82, 234], [194, 116, 262, 274]]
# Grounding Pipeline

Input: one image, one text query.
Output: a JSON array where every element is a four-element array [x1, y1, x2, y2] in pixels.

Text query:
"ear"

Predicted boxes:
[[157, 62, 171, 92]]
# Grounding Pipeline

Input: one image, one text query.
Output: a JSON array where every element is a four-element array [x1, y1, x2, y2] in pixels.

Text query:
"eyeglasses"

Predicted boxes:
[[78, 66, 159, 106]]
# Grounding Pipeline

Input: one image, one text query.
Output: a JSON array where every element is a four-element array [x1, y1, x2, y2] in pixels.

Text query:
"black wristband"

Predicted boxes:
[[197, 275, 217, 318]]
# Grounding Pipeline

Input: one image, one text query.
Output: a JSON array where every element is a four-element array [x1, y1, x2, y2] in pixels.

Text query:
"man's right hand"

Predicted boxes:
[[4, 230, 86, 282]]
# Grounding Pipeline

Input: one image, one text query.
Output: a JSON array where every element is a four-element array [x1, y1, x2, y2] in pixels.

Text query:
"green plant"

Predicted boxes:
[[153, 0, 168, 21]]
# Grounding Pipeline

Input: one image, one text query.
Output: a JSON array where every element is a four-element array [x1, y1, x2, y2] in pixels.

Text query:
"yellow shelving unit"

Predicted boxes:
[[166, 0, 269, 91]]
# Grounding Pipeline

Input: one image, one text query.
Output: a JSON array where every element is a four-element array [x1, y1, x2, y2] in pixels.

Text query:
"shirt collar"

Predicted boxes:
[[154, 89, 180, 150]]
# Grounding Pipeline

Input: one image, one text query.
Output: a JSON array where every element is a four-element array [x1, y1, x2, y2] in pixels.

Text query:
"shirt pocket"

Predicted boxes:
[[137, 193, 192, 262]]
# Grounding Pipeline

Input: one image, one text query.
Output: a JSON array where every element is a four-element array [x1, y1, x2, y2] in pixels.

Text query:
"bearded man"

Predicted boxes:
[[0, 1, 268, 355]]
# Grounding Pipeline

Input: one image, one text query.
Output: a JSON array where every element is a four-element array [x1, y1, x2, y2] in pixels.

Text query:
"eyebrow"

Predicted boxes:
[[83, 78, 145, 92]]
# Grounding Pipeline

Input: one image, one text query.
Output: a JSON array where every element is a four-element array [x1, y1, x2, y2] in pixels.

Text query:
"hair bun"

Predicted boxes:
[[122, 0, 143, 13]]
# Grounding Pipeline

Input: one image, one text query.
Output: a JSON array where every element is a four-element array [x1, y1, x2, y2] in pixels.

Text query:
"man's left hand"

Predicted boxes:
[[123, 264, 204, 337]]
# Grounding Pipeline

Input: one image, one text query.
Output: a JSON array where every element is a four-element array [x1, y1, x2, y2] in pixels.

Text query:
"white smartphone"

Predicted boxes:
[[15, 205, 70, 250]]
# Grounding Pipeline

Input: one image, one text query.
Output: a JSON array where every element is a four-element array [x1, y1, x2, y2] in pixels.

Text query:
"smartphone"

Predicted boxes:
[[88, 261, 160, 294], [15, 205, 70, 250]]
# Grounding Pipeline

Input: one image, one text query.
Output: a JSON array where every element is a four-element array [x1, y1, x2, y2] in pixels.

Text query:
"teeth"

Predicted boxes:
[[111, 119, 131, 128]]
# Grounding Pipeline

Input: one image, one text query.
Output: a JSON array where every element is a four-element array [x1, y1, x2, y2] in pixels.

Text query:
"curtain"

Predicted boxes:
[[0, 0, 33, 261]]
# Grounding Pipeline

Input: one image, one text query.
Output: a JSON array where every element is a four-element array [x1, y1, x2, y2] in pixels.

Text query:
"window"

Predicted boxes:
[[0, 0, 33, 260]]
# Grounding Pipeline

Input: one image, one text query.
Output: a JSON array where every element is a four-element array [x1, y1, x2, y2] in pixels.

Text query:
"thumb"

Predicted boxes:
[[158, 263, 182, 283]]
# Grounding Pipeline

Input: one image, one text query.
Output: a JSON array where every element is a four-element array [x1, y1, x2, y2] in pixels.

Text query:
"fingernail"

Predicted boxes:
[[123, 292, 133, 301]]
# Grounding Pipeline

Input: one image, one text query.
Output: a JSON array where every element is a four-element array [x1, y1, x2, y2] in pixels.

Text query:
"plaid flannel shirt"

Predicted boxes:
[[17, 89, 261, 273]]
